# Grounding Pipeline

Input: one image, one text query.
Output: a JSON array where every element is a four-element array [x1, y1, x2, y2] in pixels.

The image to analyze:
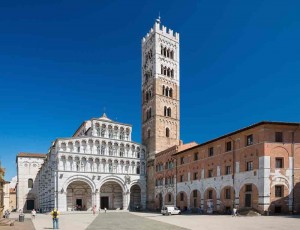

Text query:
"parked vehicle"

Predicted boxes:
[[161, 206, 181, 215]]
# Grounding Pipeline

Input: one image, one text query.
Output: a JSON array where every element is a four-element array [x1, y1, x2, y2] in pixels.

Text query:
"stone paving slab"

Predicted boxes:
[[0, 218, 34, 230], [87, 212, 187, 230], [132, 212, 300, 230]]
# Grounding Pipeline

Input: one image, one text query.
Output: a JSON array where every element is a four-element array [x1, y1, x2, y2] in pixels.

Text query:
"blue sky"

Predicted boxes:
[[1, 0, 300, 180]]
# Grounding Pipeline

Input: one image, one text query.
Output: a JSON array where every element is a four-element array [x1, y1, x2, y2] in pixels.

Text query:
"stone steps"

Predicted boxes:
[[0, 218, 15, 226]]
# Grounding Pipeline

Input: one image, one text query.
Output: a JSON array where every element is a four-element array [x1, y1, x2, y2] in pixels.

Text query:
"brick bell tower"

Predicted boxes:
[[141, 17, 180, 209]]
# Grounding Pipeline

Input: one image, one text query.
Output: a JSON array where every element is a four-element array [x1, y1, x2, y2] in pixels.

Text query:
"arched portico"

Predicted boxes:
[[66, 181, 92, 211], [129, 184, 141, 210], [99, 181, 124, 210], [58, 175, 96, 211]]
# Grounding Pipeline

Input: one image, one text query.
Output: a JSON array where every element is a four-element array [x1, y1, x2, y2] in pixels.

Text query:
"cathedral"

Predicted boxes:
[[17, 17, 181, 212]]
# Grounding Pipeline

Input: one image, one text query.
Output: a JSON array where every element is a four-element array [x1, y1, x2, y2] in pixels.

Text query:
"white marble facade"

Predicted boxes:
[[19, 114, 146, 212]]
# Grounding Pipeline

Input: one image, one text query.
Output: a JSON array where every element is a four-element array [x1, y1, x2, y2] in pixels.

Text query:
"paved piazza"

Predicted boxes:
[[5, 212, 300, 230]]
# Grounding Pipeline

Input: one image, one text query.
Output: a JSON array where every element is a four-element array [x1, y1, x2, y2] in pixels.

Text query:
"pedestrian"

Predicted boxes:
[[104, 207, 107, 213], [93, 205, 96, 215], [31, 209, 36, 219], [50, 208, 60, 229], [232, 207, 237, 217]]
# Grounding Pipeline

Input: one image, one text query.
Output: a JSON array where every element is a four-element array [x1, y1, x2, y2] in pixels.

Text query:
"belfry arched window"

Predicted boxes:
[[162, 85, 165, 95], [28, 179, 33, 188], [164, 106, 167, 116], [169, 88, 173, 98], [166, 128, 170, 137], [147, 129, 151, 139], [167, 107, 171, 117]]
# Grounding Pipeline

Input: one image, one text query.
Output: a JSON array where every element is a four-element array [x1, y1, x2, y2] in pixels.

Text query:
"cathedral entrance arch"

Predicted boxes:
[[130, 184, 141, 210], [66, 181, 92, 211], [100, 181, 123, 210]]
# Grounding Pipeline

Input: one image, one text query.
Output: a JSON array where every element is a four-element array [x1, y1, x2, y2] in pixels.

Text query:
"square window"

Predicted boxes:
[[209, 147, 214, 157], [245, 184, 252, 192], [225, 166, 231, 175], [246, 161, 253, 171], [275, 185, 283, 197], [275, 132, 283, 142], [194, 152, 199, 161], [275, 158, 283, 168], [226, 141, 232, 151], [208, 169, 213, 178], [246, 134, 253, 146]]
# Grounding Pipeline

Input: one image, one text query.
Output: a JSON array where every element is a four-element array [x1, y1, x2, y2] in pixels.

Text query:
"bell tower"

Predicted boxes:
[[141, 18, 180, 160]]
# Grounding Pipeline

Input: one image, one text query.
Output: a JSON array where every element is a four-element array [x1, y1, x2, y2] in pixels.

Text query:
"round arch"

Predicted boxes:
[[190, 189, 201, 209], [62, 175, 96, 193], [176, 191, 188, 211], [220, 186, 235, 214], [203, 187, 217, 214], [99, 176, 125, 210], [129, 184, 141, 210], [66, 180, 92, 211], [238, 183, 259, 210], [164, 192, 174, 205]]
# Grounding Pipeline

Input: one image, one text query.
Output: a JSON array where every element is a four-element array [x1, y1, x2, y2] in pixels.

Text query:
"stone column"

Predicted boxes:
[[57, 192, 67, 211], [123, 191, 130, 210]]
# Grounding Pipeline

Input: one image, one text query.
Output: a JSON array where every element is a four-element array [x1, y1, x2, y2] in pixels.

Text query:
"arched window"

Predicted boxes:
[[167, 49, 170, 57], [164, 67, 167, 76], [167, 68, 170, 77], [170, 50, 174, 59], [162, 85, 165, 95], [164, 106, 167, 116], [169, 88, 173, 98], [167, 107, 171, 117], [171, 69, 174, 78], [136, 166, 140, 174], [166, 128, 170, 137], [166, 87, 169, 97], [161, 65, 164, 74], [164, 47, 167, 56], [28, 179, 33, 188], [161, 45, 163, 55]]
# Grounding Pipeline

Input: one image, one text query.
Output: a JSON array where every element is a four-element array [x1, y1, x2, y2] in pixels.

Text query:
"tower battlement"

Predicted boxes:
[[142, 20, 179, 43]]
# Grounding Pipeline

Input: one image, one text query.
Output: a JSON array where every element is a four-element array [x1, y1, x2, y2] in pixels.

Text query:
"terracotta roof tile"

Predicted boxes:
[[17, 152, 46, 158]]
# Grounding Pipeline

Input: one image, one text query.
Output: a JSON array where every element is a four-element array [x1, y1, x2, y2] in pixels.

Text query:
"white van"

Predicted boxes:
[[161, 206, 181, 215]]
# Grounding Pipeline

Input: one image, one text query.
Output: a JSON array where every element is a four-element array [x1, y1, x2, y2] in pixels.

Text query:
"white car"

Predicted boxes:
[[161, 206, 181, 215]]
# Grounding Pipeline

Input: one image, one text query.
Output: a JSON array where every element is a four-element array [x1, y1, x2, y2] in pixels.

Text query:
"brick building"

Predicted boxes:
[[154, 121, 300, 214]]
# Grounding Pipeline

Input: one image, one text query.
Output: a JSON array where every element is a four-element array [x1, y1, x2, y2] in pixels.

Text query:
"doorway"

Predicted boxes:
[[76, 199, 82, 207], [26, 200, 34, 210], [245, 194, 251, 207], [101, 197, 109, 209]]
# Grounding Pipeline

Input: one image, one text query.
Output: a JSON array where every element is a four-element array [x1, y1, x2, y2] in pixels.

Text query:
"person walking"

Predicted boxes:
[[31, 209, 36, 219], [104, 207, 107, 213], [50, 208, 60, 229], [232, 207, 237, 217]]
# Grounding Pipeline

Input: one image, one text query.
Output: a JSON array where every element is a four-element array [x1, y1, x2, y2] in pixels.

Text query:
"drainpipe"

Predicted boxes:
[[292, 125, 300, 214], [229, 137, 236, 209], [175, 157, 177, 207]]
